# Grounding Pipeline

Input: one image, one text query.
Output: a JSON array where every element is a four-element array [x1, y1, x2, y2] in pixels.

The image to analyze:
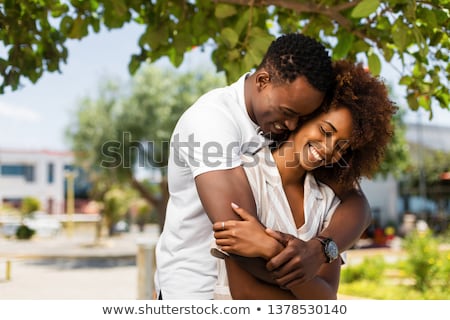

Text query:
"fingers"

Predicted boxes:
[[276, 272, 307, 289], [265, 229, 295, 246], [230, 202, 254, 221], [212, 202, 253, 232], [269, 256, 303, 285], [213, 221, 226, 232], [266, 238, 302, 271]]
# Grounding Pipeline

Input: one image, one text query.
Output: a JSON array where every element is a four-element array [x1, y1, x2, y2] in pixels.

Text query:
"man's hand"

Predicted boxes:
[[213, 203, 283, 259], [265, 229, 325, 289]]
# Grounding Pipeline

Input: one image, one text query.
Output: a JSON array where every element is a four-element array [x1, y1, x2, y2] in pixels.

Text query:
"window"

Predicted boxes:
[[48, 163, 54, 183], [1, 164, 35, 182]]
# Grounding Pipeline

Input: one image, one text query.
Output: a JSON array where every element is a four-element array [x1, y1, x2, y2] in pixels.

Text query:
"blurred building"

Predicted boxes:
[[360, 123, 450, 231], [0, 149, 89, 214]]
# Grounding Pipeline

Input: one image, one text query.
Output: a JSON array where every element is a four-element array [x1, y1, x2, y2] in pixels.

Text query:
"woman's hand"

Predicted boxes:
[[213, 203, 283, 259]]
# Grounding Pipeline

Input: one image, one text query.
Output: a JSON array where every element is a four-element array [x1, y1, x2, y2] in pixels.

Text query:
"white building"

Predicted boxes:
[[0, 149, 73, 214], [360, 123, 450, 228]]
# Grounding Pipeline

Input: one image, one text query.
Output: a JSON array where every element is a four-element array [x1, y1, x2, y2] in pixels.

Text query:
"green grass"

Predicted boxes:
[[339, 279, 449, 299], [338, 240, 450, 300]]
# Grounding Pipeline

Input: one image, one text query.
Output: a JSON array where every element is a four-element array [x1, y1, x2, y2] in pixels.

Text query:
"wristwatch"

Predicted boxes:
[[315, 236, 339, 263]]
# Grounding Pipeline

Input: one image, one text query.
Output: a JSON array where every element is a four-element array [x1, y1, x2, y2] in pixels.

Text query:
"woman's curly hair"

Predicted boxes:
[[314, 60, 397, 191]]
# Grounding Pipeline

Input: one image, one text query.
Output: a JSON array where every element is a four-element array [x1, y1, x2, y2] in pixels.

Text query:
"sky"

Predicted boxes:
[[0, 24, 449, 152]]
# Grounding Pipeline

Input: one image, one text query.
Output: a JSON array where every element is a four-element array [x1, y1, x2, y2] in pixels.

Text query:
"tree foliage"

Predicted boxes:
[[66, 64, 411, 228], [376, 108, 411, 179], [1, 0, 448, 116], [65, 65, 226, 228]]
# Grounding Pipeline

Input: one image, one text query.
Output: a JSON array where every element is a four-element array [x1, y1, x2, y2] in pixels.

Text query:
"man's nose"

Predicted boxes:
[[284, 117, 299, 131]]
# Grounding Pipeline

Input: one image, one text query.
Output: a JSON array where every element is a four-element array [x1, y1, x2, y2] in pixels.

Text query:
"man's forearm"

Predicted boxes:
[[229, 254, 278, 285], [225, 258, 295, 299], [319, 188, 371, 251]]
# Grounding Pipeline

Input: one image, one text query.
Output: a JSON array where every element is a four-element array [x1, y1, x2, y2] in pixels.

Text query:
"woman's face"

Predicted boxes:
[[292, 106, 353, 171]]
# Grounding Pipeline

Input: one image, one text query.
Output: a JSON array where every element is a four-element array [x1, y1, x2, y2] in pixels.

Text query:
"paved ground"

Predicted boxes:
[[0, 225, 399, 300], [0, 225, 159, 300]]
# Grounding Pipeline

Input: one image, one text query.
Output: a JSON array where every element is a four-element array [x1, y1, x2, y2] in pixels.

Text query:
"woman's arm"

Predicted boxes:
[[213, 203, 282, 260], [224, 252, 340, 299], [265, 187, 370, 289], [214, 206, 341, 299]]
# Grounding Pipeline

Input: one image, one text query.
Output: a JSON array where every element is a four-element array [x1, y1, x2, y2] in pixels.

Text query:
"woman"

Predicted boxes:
[[212, 60, 396, 299]]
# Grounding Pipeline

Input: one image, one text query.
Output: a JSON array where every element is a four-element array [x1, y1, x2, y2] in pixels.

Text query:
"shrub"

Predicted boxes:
[[16, 224, 35, 240], [340, 255, 386, 283], [20, 197, 40, 216], [402, 230, 440, 292]]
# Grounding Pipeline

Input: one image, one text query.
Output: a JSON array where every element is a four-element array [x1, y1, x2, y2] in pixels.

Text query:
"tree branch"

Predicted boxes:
[[130, 176, 160, 207], [214, 0, 378, 51]]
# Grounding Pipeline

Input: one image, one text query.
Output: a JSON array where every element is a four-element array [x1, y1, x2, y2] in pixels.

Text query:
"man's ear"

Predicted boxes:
[[255, 71, 270, 91]]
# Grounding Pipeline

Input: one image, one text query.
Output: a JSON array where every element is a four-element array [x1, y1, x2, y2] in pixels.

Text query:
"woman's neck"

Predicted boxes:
[[272, 140, 307, 185]]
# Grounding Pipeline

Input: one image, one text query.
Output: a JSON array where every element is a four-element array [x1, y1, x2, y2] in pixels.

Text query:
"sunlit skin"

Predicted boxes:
[[274, 106, 354, 179], [212, 106, 355, 299], [245, 70, 325, 135], [215, 105, 355, 251]]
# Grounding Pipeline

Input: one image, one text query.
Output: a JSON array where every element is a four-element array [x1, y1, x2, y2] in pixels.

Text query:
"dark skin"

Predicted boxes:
[[214, 185, 369, 300], [196, 69, 371, 288], [266, 184, 371, 288], [216, 205, 341, 299], [213, 106, 370, 298]]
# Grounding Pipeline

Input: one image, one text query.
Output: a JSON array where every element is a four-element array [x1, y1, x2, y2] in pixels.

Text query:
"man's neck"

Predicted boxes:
[[244, 72, 257, 124]]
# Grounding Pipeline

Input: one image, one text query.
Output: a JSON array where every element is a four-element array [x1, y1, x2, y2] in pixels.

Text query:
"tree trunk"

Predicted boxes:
[[130, 175, 169, 232]]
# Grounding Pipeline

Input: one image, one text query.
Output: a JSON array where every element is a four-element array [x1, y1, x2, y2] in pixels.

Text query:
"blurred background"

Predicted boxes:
[[0, 1, 449, 300]]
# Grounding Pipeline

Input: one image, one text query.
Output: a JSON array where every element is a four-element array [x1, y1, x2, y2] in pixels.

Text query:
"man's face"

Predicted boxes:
[[250, 73, 325, 137]]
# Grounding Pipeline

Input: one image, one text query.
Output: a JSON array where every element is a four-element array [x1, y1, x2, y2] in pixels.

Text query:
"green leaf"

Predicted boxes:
[[248, 27, 273, 57], [128, 55, 141, 75], [227, 49, 240, 61], [399, 76, 413, 86], [221, 28, 239, 49], [244, 47, 261, 69], [333, 33, 354, 59], [234, 8, 250, 36], [367, 52, 381, 76], [419, 8, 437, 29], [407, 93, 419, 111], [215, 4, 237, 19], [418, 95, 431, 111], [412, 27, 428, 58], [392, 20, 409, 51], [351, 0, 380, 18], [68, 16, 88, 39]]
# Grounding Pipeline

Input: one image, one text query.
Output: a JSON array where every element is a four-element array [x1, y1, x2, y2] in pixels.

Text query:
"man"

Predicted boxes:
[[154, 33, 371, 299]]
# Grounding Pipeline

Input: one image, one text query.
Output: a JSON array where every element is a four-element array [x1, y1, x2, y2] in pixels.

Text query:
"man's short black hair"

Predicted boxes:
[[258, 33, 332, 93]]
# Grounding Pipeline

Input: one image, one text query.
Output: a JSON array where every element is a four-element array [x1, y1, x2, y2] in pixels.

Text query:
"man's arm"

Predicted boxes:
[[319, 186, 372, 250], [213, 206, 341, 299], [266, 186, 371, 288], [195, 167, 257, 222], [195, 167, 283, 283], [224, 257, 296, 299]]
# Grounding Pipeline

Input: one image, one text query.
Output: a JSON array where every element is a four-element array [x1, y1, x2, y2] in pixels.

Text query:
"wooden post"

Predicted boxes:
[[5, 260, 11, 281], [136, 238, 157, 300], [64, 171, 76, 238]]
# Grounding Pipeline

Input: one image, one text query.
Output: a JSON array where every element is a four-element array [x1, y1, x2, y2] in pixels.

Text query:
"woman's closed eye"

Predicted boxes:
[[319, 125, 333, 137]]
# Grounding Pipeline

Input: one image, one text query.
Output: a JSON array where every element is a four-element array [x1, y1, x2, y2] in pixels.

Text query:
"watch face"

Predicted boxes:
[[325, 240, 339, 261]]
